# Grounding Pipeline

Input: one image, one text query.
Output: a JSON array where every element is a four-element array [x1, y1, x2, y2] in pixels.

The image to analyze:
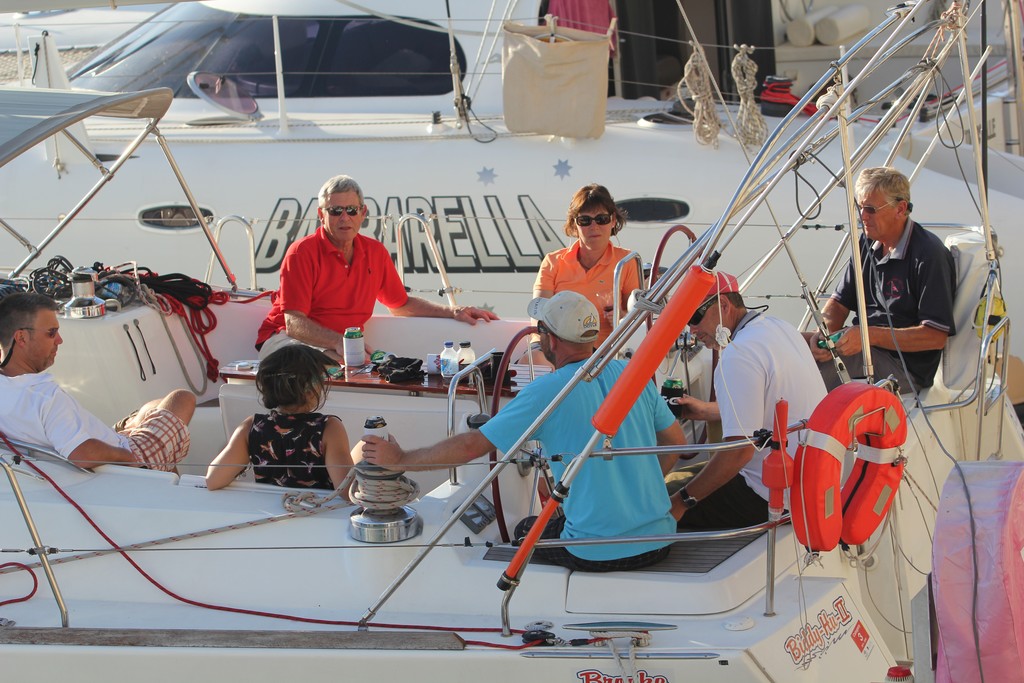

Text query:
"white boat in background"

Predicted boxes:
[[2, 3, 1024, 681], [2, 0, 1024, 368], [0, 4, 166, 79]]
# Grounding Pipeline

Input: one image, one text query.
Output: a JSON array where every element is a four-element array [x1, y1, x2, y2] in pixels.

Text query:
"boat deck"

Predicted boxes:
[[484, 533, 763, 574]]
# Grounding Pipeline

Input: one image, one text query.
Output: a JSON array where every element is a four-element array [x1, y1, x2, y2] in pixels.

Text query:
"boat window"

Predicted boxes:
[[70, 4, 465, 99], [139, 205, 214, 231], [616, 198, 691, 222]]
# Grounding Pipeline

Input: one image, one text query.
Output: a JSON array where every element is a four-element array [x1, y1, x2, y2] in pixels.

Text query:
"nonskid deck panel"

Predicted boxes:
[[483, 533, 762, 574]]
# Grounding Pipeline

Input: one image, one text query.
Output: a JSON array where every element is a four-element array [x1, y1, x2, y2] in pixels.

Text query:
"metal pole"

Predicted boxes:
[[153, 130, 238, 290], [0, 458, 68, 627]]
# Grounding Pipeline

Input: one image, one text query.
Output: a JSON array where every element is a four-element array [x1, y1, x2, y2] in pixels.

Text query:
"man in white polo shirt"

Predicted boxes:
[[669, 273, 826, 529], [0, 292, 194, 471]]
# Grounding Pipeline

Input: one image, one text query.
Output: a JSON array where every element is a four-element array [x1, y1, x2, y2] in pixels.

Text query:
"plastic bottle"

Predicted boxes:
[[440, 340, 458, 383], [343, 327, 364, 368], [456, 341, 476, 385]]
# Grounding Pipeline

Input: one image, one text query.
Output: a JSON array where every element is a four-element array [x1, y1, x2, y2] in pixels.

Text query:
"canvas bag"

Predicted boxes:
[[501, 22, 609, 139]]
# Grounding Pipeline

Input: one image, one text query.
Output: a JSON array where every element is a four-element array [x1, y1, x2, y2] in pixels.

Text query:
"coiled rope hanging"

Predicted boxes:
[[683, 42, 721, 148], [731, 44, 767, 148]]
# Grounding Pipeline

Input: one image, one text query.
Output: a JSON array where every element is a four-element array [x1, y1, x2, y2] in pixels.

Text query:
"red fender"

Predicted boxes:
[[790, 383, 907, 551]]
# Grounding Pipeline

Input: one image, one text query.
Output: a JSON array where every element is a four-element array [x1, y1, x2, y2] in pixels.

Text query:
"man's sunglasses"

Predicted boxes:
[[324, 205, 363, 217], [574, 213, 613, 227], [855, 200, 896, 215], [688, 296, 717, 326]]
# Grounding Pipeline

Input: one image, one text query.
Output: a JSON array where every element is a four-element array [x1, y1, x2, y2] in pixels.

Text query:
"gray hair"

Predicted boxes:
[[0, 292, 59, 352], [318, 175, 364, 207], [855, 167, 911, 211]]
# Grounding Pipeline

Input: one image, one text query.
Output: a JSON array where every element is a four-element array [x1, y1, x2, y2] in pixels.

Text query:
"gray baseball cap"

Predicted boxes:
[[527, 291, 600, 343]]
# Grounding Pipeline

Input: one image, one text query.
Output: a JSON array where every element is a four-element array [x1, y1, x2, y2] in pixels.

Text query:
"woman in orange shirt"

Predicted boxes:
[[533, 184, 641, 347]]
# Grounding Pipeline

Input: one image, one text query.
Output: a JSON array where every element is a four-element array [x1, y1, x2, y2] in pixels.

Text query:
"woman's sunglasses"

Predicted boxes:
[[574, 213, 613, 227], [324, 205, 362, 217]]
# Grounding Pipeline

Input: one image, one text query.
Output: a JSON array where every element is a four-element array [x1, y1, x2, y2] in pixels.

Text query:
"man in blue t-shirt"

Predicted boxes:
[[806, 167, 956, 393], [358, 291, 685, 572]]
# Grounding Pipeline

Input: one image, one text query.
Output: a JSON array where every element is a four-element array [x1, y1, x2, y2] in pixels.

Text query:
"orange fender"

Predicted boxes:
[[790, 383, 907, 552]]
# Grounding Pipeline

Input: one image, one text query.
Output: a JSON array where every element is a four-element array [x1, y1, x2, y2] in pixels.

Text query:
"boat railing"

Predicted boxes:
[[204, 215, 257, 290], [445, 352, 491, 485], [0, 442, 69, 627], [498, 516, 793, 635], [923, 293, 1010, 460], [611, 250, 644, 337], [393, 212, 460, 307]]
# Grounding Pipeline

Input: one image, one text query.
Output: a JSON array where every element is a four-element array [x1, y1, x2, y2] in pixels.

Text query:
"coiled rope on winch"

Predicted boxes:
[[282, 461, 420, 514]]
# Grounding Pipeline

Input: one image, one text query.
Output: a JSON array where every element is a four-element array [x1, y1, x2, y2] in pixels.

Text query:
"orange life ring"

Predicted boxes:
[[790, 382, 907, 552]]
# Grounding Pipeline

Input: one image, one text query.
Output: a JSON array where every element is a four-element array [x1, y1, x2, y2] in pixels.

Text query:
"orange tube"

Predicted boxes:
[[497, 495, 561, 591], [591, 265, 715, 436], [761, 399, 792, 517]]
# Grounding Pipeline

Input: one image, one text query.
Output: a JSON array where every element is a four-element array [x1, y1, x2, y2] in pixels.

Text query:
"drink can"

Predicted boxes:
[[660, 379, 686, 417], [343, 327, 365, 368], [363, 415, 389, 440]]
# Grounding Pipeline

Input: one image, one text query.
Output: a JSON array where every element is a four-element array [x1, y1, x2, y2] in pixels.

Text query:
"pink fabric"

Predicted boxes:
[[933, 461, 1024, 683], [548, 0, 617, 54]]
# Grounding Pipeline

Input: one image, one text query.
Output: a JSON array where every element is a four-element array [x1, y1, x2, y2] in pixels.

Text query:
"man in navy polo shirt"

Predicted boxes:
[[806, 167, 956, 393]]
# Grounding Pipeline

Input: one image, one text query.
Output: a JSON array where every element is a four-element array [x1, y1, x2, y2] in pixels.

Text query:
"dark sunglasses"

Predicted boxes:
[[574, 213, 613, 227], [324, 205, 362, 217], [536, 321, 551, 336], [688, 296, 718, 326], [855, 200, 895, 215]]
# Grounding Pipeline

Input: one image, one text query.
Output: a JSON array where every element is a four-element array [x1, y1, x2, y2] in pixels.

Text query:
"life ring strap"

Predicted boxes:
[[856, 443, 901, 464], [804, 430, 847, 463]]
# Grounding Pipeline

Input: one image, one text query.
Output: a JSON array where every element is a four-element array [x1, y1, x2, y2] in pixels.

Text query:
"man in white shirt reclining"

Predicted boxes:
[[0, 292, 194, 471]]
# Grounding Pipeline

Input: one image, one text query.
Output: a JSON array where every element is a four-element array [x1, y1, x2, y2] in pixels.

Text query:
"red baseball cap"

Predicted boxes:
[[705, 272, 739, 301]]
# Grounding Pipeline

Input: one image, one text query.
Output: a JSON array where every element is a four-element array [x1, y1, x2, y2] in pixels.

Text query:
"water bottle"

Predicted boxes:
[[456, 341, 476, 385], [343, 327, 364, 368], [440, 340, 458, 384]]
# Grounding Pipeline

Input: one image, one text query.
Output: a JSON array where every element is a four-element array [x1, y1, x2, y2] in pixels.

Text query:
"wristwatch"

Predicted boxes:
[[679, 487, 698, 509]]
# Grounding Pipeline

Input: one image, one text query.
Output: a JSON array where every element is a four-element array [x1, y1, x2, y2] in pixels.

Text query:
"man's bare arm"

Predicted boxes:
[[69, 439, 139, 470]]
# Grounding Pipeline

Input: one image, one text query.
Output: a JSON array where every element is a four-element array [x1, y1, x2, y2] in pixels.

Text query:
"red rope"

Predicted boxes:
[[155, 293, 221, 381], [235, 290, 274, 303], [0, 562, 38, 607], [0, 433, 524, 641]]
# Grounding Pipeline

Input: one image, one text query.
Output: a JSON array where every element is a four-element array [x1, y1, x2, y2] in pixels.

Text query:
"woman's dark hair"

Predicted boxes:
[[256, 345, 335, 411], [563, 183, 628, 238]]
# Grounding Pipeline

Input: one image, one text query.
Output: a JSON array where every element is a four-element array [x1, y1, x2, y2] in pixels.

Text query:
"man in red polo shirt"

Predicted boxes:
[[256, 175, 497, 359]]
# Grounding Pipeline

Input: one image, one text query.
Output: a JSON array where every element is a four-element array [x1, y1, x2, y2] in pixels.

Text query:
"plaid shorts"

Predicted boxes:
[[122, 409, 190, 472]]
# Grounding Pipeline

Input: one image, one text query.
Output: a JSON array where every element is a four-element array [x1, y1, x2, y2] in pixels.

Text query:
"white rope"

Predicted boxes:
[[731, 44, 767, 149], [599, 632, 651, 683], [282, 468, 356, 512], [347, 462, 421, 512], [683, 42, 721, 148]]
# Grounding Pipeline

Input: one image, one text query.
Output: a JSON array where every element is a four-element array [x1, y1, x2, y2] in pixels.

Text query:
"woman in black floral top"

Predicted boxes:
[[206, 345, 351, 491]]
